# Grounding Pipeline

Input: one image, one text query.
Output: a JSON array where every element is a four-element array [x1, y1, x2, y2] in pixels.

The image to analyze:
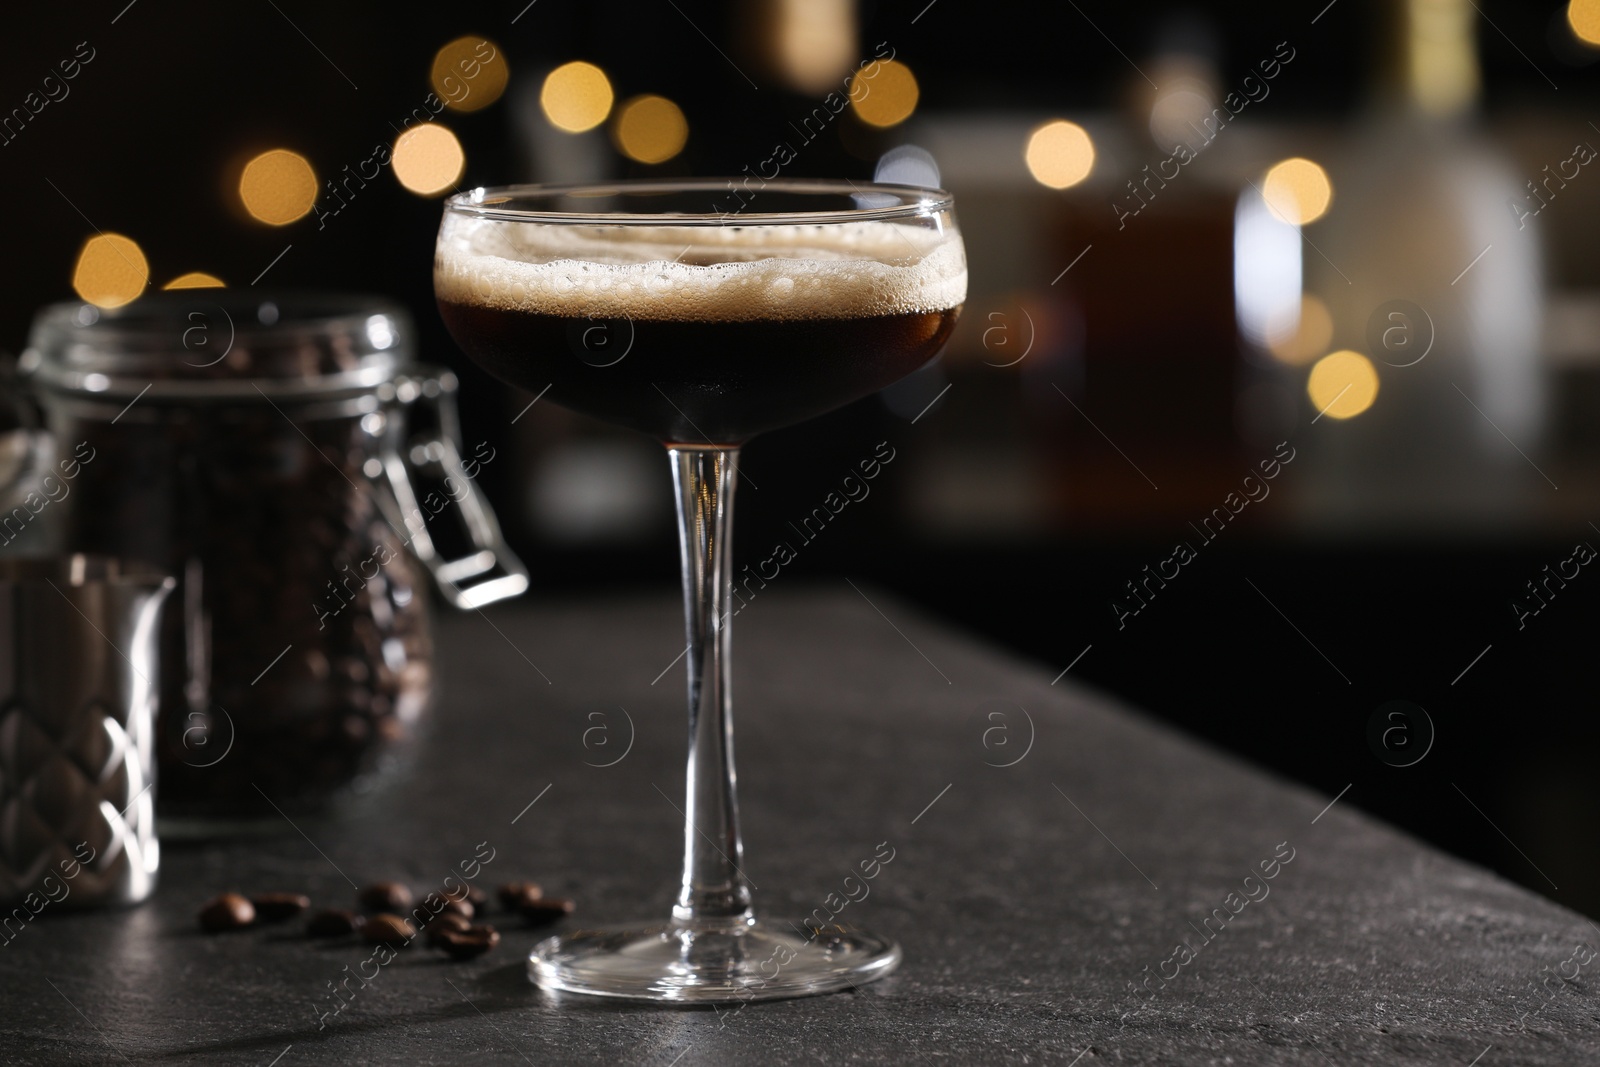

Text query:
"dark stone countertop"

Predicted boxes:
[[1, 588, 1594, 1065]]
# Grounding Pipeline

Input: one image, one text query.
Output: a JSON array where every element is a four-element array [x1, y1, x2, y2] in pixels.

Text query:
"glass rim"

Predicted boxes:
[[442, 179, 955, 226]]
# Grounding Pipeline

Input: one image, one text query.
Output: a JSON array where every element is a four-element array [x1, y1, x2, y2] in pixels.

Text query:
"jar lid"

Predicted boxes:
[[21, 292, 413, 402], [0, 554, 175, 591]]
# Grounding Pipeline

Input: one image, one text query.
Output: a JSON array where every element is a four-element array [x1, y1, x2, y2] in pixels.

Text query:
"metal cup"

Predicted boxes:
[[0, 556, 173, 910]]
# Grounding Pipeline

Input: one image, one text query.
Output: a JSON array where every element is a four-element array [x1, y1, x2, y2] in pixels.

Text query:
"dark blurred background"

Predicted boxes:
[[5, 0, 1600, 916]]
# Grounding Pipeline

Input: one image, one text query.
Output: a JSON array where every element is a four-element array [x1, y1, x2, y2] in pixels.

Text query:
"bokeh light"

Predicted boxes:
[[1024, 120, 1095, 190], [1307, 350, 1379, 419], [72, 234, 149, 308], [758, 0, 855, 95], [393, 124, 466, 196], [163, 272, 225, 290], [1149, 85, 1216, 153], [849, 59, 918, 128], [239, 149, 317, 226], [430, 36, 508, 113], [541, 61, 614, 132], [1262, 157, 1333, 226], [612, 95, 689, 165], [874, 144, 941, 188], [1267, 294, 1333, 365], [1572, 0, 1600, 46]]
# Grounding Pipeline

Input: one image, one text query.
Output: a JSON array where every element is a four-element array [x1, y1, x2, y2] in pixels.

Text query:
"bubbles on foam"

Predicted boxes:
[[435, 214, 966, 322]]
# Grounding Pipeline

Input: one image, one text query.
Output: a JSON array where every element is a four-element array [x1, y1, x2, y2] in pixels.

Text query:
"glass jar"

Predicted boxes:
[[12, 293, 524, 821]]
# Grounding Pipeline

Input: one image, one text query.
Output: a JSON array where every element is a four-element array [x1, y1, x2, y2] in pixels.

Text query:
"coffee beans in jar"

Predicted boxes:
[[20, 294, 526, 821]]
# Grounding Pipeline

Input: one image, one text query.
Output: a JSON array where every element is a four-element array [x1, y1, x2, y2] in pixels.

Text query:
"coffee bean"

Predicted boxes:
[[307, 908, 363, 937], [199, 893, 255, 932], [358, 882, 412, 913], [442, 883, 487, 908], [251, 892, 311, 922], [361, 914, 416, 947], [420, 897, 474, 927], [497, 882, 542, 911], [519, 897, 575, 927], [425, 914, 472, 948], [435, 924, 501, 960]]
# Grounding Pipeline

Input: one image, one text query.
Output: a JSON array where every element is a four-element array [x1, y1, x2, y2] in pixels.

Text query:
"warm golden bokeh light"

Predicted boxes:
[[392, 124, 465, 196], [612, 95, 689, 165], [1308, 350, 1379, 419], [163, 272, 225, 290], [850, 59, 918, 128], [1572, 0, 1600, 46], [1147, 63, 1219, 153], [1268, 294, 1334, 365], [239, 149, 318, 225], [757, 0, 855, 95], [1262, 158, 1333, 226], [540, 61, 614, 132], [72, 233, 149, 309], [431, 36, 508, 113], [1024, 120, 1095, 190]]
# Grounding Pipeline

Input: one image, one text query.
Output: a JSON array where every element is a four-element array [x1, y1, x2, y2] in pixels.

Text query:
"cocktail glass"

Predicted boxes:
[[435, 179, 966, 1001]]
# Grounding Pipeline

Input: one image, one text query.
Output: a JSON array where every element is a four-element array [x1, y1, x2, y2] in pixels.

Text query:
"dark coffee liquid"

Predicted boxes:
[[437, 300, 961, 444]]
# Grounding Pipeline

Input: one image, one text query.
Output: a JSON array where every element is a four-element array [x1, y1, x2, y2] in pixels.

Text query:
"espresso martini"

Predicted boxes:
[[436, 216, 965, 444], [433, 180, 968, 1004]]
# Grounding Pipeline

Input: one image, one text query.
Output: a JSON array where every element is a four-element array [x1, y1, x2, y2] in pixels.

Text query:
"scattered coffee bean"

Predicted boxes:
[[519, 897, 575, 927], [425, 914, 472, 947], [307, 908, 363, 938], [435, 924, 501, 960], [420, 897, 474, 927], [251, 892, 311, 922], [198, 893, 255, 933], [444, 884, 488, 908], [361, 914, 416, 947], [497, 882, 543, 911], [358, 882, 412, 913], [197, 879, 577, 955]]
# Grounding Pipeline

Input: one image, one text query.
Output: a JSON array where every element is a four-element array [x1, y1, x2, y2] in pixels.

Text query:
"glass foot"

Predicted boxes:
[[529, 919, 901, 1003]]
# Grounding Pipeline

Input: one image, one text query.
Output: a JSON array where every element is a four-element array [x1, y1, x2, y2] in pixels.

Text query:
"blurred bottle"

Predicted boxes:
[[1292, 0, 1546, 531], [1037, 12, 1247, 529]]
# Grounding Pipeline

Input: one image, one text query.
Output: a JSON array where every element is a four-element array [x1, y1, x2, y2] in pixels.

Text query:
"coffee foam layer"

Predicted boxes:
[[435, 215, 967, 322]]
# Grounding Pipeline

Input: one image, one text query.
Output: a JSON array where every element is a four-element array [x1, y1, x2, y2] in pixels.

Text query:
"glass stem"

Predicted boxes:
[[668, 446, 754, 929]]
